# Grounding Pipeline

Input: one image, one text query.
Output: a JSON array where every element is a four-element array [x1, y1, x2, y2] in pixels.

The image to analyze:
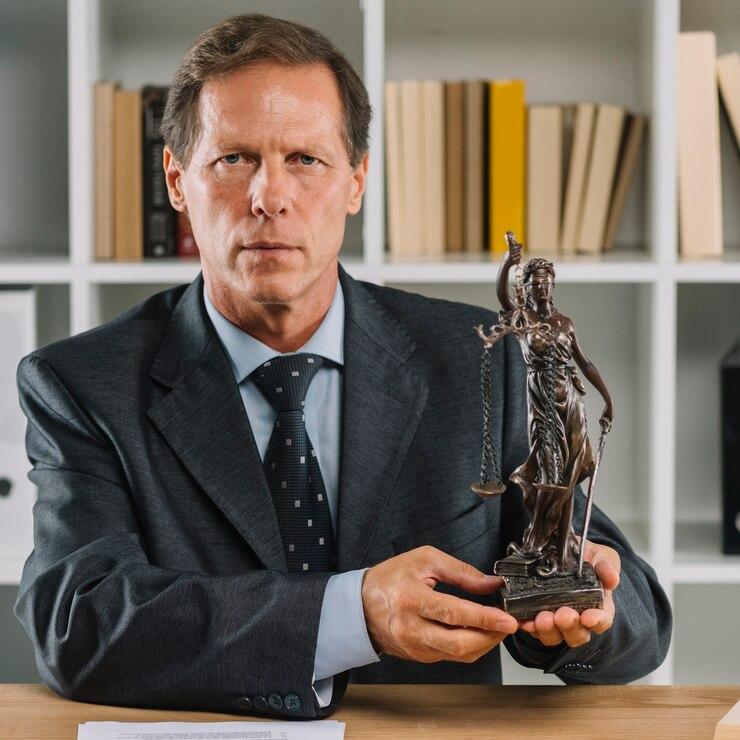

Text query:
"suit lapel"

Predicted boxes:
[[336, 265, 429, 571], [147, 274, 287, 571]]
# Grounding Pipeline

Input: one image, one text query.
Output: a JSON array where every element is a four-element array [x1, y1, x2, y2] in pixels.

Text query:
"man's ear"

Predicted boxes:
[[347, 151, 369, 216], [163, 145, 187, 213]]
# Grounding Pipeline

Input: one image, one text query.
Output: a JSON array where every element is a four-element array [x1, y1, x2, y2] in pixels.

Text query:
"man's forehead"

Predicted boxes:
[[197, 74, 343, 149], [200, 64, 340, 119]]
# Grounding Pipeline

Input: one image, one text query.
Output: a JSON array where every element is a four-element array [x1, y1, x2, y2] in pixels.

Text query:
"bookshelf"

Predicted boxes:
[[0, 0, 739, 687]]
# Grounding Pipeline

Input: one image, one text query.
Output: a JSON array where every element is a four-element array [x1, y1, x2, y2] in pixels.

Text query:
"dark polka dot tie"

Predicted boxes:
[[250, 353, 337, 573]]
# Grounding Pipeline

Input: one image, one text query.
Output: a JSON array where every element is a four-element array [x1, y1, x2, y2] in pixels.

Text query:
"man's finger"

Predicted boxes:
[[580, 590, 615, 633], [519, 619, 536, 634], [533, 610, 564, 646], [420, 547, 504, 595], [585, 542, 621, 590], [553, 606, 591, 648], [416, 590, 518, 634], [422, 621, 509, 661], [591, 557, 620, 591]]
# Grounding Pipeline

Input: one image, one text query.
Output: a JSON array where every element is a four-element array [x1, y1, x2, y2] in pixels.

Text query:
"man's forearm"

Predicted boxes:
[[15, 541, 334, 718]]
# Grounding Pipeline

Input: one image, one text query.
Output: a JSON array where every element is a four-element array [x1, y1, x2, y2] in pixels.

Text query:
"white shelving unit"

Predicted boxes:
[[1, 0, 739, 686]]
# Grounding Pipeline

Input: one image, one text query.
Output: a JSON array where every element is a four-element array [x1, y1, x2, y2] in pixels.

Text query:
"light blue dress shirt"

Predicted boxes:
[[202, 276, 380, 708]]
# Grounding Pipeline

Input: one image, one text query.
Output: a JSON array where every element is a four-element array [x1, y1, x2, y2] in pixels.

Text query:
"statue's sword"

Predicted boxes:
[[577, 423, 611, 578]]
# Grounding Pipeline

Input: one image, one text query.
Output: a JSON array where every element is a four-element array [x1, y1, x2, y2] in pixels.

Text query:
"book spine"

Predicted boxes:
[[488, 80, 526, 254], [176, 211, 199, 258], [142, 86, 176, 258]]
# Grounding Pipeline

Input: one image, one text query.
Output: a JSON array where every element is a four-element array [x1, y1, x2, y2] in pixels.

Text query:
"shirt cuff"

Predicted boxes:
[[312, 672, 334, 708], [313, 568, 382, 682]]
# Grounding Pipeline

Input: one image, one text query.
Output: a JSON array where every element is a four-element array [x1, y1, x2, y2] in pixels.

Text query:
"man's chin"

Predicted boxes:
[[235, 275, 304, 306]]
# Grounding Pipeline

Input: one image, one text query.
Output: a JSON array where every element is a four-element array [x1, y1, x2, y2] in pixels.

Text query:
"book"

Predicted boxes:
[[488, 79, 526, 254], [421, 80, 445, 256], [384, 81, 404, 258], [94, 81, 117, 261], [602, 113, 646, 252], [560, 103, 595, 254], [114, 88, 143, 260], [526, 104, 562, 255], [678, 31, 723, 258], [445, 81, 465, 253], [142, 86, 177, 258], [714, 698, 740, 739], [176, 211, 199, 258], [464, 80, 485, 253], [722, 338, 740, 555], [717, 52, 740, 151], [576, 103, 625, 254], [400, 80, 424, 256]]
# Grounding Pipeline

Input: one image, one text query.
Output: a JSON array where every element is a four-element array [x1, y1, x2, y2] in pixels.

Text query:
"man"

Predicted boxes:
[[14, 13, 670, 721]]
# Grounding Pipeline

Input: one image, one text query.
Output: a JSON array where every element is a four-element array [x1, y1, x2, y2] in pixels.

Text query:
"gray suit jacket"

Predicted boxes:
[[14, 263, 671, 720]]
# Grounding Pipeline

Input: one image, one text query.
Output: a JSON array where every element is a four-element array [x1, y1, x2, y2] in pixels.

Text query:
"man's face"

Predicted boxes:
[[165, 61, 367, 306]]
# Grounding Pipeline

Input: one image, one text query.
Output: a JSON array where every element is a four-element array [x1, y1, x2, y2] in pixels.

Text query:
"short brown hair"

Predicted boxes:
[[161, 12, 371, 170]]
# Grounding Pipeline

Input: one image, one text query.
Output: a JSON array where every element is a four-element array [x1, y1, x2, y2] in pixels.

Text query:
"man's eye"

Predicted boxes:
[[221, 153, 242, 165], [296, 153, 318, 166]]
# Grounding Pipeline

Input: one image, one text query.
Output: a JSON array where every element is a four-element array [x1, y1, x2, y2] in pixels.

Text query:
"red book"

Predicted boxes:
[[176, 211, 199, 258]]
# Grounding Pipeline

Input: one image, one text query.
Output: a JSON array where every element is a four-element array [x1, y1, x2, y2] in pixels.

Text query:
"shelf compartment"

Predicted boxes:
[[673, 522, 740, 583], [681, 0, 740, 260], [673, 583, 740, 683], [0, 0, 68, 261], [95, 0, 366, 262], [382, 280, 654, 560], [385, 0, 655, 258], [675, 284, 740, 539]]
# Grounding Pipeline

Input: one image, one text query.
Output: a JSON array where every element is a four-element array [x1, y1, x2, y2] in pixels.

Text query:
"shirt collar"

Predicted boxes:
[[203, 276, 345, 384]]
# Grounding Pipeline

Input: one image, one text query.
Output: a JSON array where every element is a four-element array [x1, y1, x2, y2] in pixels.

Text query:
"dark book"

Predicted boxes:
[[721, 338, 740, 555], [176, 210, 199, 259], [142, 85, 177, 258]]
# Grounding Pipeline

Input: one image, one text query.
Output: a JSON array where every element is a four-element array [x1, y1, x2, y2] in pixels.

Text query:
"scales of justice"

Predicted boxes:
[[472, 231, 615, 620]]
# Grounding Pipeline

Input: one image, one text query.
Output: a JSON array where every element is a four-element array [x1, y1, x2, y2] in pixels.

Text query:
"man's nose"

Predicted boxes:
[[250, 163, 290, 218]]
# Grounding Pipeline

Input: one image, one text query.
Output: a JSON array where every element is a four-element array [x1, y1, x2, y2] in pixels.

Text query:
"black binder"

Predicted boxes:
[[721, 338, 740, 554]]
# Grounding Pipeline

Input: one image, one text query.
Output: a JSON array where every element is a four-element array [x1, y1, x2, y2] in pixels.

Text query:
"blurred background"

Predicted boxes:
[[1, 0, 739, 686]]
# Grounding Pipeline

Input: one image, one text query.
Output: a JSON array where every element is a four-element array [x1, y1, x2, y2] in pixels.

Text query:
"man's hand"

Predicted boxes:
[[361, 545, 519, 664], [518, 539, 621, 648]]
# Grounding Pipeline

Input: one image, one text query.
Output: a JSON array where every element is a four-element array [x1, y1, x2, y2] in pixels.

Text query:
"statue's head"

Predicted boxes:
[[522, 258, 555, 310]]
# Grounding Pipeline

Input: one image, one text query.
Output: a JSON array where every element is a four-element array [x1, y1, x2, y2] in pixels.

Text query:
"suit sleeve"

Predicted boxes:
[[497, 333, 673, 683], [13, 353, 348, 719]]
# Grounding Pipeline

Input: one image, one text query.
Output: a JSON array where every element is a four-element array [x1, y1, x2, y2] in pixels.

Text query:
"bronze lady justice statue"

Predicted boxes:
[[473, 232, 615, 618]]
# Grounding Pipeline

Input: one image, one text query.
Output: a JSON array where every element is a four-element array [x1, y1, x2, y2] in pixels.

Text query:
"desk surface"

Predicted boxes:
[[1, 684, 738, 739]]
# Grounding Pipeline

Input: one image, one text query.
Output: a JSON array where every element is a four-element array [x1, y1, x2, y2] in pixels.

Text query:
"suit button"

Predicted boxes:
[[284, 693, 301, 712], [236, 696, 253, 711], [254, 694, 269, 711], [268, 693, 283, 710]]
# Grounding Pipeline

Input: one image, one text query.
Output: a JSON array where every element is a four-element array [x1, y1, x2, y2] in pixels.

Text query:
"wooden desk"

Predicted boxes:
[[1, 684, 738, 739]]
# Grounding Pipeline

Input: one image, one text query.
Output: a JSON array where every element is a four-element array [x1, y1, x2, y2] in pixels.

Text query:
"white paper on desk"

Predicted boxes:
[[77, 719, 344, 740]]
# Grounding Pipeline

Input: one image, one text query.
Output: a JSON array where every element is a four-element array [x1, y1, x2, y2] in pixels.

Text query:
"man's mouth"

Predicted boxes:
[[245, 241, 299, 250]]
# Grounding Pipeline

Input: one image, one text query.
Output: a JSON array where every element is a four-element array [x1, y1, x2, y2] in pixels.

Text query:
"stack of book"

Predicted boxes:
[[384, 79, 646, 259], [678, 34, 740, 259], [94, 82, 199, 261]]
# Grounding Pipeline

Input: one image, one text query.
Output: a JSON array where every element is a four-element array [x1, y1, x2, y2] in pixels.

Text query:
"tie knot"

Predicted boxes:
[[250, 353, 325, 411]]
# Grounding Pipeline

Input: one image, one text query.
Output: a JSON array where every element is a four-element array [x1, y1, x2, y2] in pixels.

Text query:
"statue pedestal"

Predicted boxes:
[[493, 557, 603, 621]]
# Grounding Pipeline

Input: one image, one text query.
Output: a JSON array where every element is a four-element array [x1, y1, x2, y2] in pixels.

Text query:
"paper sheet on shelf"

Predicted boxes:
[[77, 720, 344, 740]]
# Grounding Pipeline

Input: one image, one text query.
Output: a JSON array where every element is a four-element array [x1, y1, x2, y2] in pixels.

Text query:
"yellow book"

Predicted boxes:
[[488, 80, 526, 254]]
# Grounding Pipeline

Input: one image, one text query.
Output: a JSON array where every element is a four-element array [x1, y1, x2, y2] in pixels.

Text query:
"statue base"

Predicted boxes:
[[493, 557, 603, 621]]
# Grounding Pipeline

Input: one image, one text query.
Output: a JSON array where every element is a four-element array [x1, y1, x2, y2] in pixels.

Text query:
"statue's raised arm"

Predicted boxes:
[[497, 231, 523, 312]]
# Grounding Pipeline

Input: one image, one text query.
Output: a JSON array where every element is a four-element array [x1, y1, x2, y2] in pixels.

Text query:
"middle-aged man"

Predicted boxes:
[[14, 13, 671, 721]]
